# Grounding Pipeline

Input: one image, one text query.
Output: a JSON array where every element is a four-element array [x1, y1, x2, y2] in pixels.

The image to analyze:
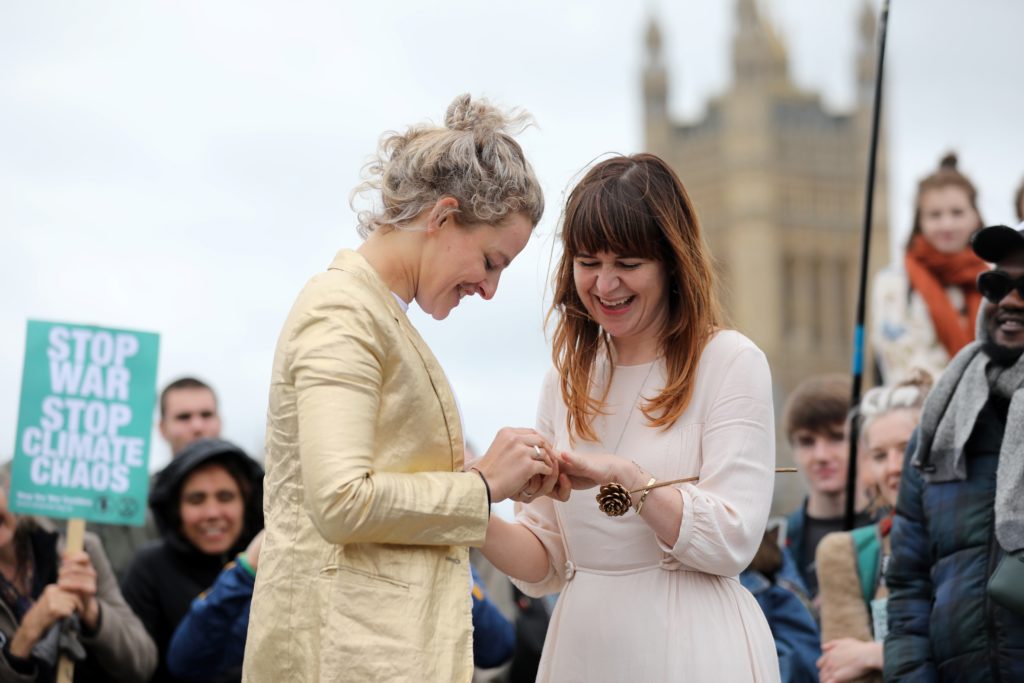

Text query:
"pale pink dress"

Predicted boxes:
[[514, 331, 781, 682]]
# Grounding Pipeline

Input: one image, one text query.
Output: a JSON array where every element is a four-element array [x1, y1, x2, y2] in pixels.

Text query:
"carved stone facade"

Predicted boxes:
[[643, 0, 890, 510]]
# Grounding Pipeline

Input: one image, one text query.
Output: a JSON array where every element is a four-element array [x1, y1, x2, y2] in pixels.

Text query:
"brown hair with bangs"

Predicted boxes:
[[548, 153, 722, 443]]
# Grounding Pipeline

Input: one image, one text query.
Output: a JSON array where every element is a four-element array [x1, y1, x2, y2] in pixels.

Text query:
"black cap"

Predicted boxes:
[[972, 221, 1024, 263]]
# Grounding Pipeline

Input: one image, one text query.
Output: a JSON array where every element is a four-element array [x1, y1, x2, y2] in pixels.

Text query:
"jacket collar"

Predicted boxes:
[[327, 249, 465, 472]]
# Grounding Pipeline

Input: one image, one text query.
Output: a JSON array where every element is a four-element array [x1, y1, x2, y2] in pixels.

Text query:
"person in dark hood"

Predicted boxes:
[[121, 438, 263, 683]]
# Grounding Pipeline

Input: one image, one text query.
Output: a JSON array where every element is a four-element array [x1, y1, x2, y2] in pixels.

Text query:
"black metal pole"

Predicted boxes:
[[845, 0, 891, 531]]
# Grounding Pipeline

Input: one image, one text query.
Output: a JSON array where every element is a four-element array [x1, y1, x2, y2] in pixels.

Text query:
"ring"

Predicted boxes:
[[522, 490, 535, 498], [532, 445, 545, 461]]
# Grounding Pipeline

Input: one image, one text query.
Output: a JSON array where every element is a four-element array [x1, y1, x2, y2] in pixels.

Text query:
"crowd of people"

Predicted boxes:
[[2, 94, 1023, 682]]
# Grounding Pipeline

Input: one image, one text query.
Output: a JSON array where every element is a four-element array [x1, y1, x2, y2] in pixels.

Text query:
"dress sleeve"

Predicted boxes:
[[80, 533, 158, 683], [289, 276, 488, 547], [510, 368, 567, 597], [658, 343, 776, 577]]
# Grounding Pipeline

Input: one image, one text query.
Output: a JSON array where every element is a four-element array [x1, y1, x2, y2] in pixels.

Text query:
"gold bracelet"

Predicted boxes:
[[597, 468, 798, 517], [634, 477, 657, 514]]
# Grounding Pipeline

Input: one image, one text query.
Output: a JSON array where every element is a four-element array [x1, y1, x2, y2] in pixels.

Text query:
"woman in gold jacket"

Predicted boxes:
[[243, 94, 559, 683]]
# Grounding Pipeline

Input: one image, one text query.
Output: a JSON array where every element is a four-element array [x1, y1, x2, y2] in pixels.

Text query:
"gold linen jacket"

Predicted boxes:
[[243, 250, 490, 682]]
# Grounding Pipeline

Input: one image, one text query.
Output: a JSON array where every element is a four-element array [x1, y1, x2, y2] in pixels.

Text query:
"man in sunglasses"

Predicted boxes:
[[884, 221, 1024, 682]]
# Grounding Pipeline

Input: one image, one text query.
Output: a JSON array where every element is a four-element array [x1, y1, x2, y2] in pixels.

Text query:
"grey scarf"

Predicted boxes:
[[911, 312, 1024, 552]]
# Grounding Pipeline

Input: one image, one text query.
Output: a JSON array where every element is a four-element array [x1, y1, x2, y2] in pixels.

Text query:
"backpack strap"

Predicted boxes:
[[850, 524, 881, 605]]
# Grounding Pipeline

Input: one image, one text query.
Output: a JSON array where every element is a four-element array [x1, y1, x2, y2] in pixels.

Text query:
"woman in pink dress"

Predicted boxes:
[[482, 153, 780, 681]]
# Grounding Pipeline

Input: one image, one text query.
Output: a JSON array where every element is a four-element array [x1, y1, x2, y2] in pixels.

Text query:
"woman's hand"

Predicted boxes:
[[57, 551, 100, 630], [541, 471, 573, 503], [510, 444, 574, 504], [817, 638, 883, 683], [9, 585, 84, 658], [473, 428, 556, 502], [558, 451, 643, 491]]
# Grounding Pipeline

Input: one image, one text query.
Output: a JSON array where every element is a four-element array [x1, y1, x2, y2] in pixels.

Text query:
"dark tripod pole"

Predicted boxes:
[[845, 0, 891, 531]]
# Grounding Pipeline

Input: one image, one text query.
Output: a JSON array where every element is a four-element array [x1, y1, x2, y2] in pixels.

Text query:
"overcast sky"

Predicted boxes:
[[3, 0, 1023, 478]]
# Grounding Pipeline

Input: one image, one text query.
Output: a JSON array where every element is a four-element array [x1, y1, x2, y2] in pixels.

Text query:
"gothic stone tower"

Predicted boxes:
[[644, 0, 890, 508]]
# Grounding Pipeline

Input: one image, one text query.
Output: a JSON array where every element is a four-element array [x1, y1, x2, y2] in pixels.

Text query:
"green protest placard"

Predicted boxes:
[[10, 320, 160, 526]]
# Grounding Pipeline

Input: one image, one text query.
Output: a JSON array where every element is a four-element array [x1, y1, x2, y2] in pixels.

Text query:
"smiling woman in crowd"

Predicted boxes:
[[121, 438, 263, 683], [815, 371, 932, 683]]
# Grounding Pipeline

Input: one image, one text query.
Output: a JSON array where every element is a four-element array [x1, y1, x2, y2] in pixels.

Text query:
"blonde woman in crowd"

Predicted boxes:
[[243, 95, 557, 683], [815, 371, 932, 683]]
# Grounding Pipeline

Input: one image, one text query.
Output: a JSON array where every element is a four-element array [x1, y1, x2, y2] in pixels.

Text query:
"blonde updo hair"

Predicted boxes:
[[351, 94, 544, 238], [857, 368, 933, 445]]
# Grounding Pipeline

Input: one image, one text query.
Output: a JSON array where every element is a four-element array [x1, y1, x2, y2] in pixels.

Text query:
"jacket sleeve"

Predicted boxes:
[[883, 433, 938, 682], [120, 547, 166, 666], [658, 344, 776, 576], [78, 533, 158, 683], [167, 560, 253, 679], [817, 531, 874, 643], [760, 583, 821, 683], [470, 565, 516, 669], [0, 643, 39, 683], [288, 276, 488, 547]]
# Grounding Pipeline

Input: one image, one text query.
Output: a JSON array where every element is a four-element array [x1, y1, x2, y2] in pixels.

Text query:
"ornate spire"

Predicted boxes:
[[645, 16, 663, 62], [642, 15, 670, 149], [859, 0, 877, 45], [856, 0, 878, 104], [737, 0, 758, 31], [732, 0, 788, 87], [643, 16, 668, 121]]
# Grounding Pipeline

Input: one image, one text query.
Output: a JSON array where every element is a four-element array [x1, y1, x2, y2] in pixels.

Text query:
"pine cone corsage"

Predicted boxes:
[[596, 483, 632, 517]]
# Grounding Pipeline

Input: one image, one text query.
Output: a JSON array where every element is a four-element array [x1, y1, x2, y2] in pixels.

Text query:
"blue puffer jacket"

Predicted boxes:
[[885, 398, 1024, 682], [740, 548, 820, 683]]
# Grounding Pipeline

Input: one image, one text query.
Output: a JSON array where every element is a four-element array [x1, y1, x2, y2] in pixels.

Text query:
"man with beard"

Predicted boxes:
[[885, 221, 1024, 682]]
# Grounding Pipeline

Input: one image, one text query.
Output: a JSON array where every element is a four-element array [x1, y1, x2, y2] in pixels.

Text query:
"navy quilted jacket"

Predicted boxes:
[[884, 397, 1024, 682]]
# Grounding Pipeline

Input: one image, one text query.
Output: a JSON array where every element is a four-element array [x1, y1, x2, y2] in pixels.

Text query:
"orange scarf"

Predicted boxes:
[[904, 234, 988, 357]]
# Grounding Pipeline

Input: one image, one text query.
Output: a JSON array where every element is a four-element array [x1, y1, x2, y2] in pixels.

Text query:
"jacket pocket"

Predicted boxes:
[[319, 563, 411, 592], [317, 564, 422, 680]]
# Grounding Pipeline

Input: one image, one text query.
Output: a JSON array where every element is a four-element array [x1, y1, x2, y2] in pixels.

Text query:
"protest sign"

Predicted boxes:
[[10, 320, 160, 526]]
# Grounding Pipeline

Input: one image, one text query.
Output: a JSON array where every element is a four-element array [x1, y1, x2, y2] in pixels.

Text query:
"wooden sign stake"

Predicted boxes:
[[56, 518, 86, 683]]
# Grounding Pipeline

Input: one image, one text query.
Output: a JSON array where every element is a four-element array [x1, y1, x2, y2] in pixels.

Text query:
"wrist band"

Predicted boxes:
[[635, 477, 657, 515], [237, 552, 256, 577], [470, 468, 492, 510]]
